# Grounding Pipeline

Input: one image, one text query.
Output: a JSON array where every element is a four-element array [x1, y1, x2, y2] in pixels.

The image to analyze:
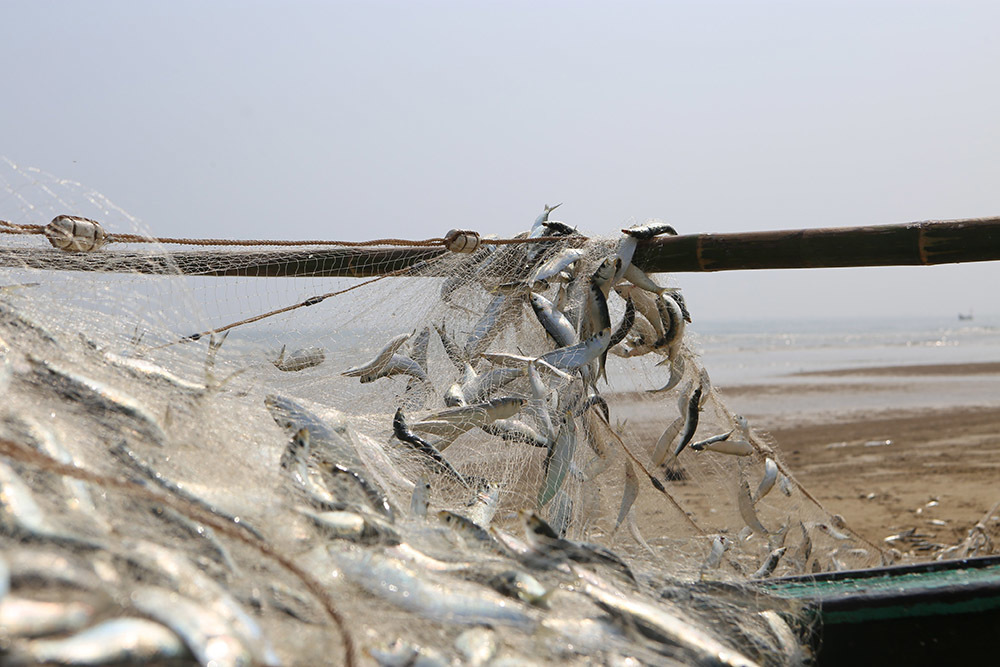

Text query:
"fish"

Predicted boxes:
[[264, 394, 365, 471], [299, 507, 400, 545], [576, 567, 760, 667], [329, 547, 535, 630], [612, 235, 638, 286], [342, 332, 410, 377], [613, 458, 639, 533], [527, 248, 586, 287], [466, 480, 502, 527], [700, 535, 732, 576], [409, 327, 431, 372], [358, 353, 429, 384], [26, 355, 167, 447], [410, 475, 431, 518], [530, 292, 576, 348], [541, 220, 578, 236], [529, 202, 562, 235], [482, 418, 550, 449], [738, 477, 769, 535], [487, 570, 551, 607], [694, 437, 753, 457], [651, 417, 684, 467], [455, 628, 498, 667], [753, 458, 779, 504], [465, 293, 510, 360], [129, 586, 254, 667], [527, 361, 556, 443], [778, 472, 793, 496], [392, 409, 466, 484], [102, 351, 207, 393], [622, 264, 665, 294], [548, 488, 574, 538], [433, 322, 467, 371], [4, 617, 189, 665], [621, 221, 678, 239], [690, 430, 734, 451], [461, 366, 524, 404], [0, 595, 94, 639], [538, 413, 577, 508], [580, 279, 612, 382], [538, 328, 611, 372], [279, 428, 338, 507], [414, 397, 526, 449], [614, 284, 665, 340], [520, 511, 634, 580], [437, 509, 508, 556], [751, 547, 788, 579], [655, 293, 686, 355], [110, 441, 265, 541], [666, 385, 702, 464], [272, 345, 326, 372], [329, 463, 395, 522], [0, 460, 102, 549], [647, 353, 685, 394]]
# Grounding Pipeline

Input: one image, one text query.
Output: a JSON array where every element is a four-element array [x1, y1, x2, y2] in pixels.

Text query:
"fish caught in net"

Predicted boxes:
[[0, 159, 888, 665]]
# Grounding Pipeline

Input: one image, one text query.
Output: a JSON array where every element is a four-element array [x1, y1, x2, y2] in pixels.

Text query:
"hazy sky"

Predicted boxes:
[[2, 1, 998, 321]]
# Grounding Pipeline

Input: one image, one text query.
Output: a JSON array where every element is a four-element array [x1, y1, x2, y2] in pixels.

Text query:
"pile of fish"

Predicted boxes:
[[0, 206, 875, 665]]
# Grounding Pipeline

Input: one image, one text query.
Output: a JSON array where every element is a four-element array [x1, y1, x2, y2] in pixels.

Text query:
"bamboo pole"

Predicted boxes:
[[1, 217, 998, 278]]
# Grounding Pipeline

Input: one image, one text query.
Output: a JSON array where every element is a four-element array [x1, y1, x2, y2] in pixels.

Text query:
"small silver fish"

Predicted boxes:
[[6, 617, 189, 665], [538, 328, 611, 372], [0, 595, 94, 639], [751, 546, 788, 579], [621, 221, 678, 239], [455, 628, 498, 667], [410, 475, 431, 518], [538, 413, 577, 508], [358, 353, 429, 384], [700, 535, 732, 576], [330, 547, 535, 630], [342, 332, 411, 377], [272, 345, 326, 372], [530, 292, 576, 348], [752, 458, 779, 504], [738, 477, 769, 535]]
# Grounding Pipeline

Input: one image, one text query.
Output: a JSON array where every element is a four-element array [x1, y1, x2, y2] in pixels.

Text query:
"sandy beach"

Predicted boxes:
[[717, 361, 1000, 562]]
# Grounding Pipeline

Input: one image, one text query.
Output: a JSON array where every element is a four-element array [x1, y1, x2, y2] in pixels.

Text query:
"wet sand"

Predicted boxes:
[[717, 361, 1000, 562]]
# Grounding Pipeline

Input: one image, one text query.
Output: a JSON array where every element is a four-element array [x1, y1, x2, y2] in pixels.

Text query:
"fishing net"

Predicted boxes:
[[0, 158, 885, 665]]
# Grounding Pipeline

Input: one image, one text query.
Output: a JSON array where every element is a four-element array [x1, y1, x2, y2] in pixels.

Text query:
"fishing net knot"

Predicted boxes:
[[444, 229, 481, 254]]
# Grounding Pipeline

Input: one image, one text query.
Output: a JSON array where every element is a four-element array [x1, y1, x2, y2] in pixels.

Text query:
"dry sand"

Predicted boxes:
[[717, 361, 1000, 562]]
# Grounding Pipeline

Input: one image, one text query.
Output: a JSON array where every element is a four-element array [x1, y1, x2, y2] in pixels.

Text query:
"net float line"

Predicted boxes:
[[0, 216, 998, 277]]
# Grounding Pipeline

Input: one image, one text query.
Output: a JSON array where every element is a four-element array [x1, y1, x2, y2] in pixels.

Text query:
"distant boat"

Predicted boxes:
[[958, 310, 974, 321]]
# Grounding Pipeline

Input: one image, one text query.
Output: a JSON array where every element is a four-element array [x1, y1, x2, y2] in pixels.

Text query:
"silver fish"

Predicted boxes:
[[342, 331, 411, 376], [753, 458, 779, 504], [528, 248, 586, 286], [0, 595, 94, 639], [622, 264, 665, 294], [529, 292, 576, 348], [695, 438, 753, 457], [330, 547, 535, 630], [455, 628, 498, 667], [392, 409, 466, 483], [539, 413, 577, 507], [27, 355, 167, 446], [613, 458, 639, 533], [612, 235, 638, 285], [738, 477, 769, 535], [577, 568, 759, 667], [272, 345, 326, 372], [103, 351, 207, 393], [466, 481, 502, 527], [410, 475, 431, 518], [666, 385, 702, 464], [488, 570, 551, 607], [6, 617, 189, 665], [130, 586, 254, 667], [434, 322, 467, 371], [462, 366, 524, 404], [621, 221, 678, 239], [466, 293, 510, 359], [529, 202, 562, 236], [751, 546, 787, 579], [548, 488, 574, 538], [299, 507, 399, 544], [265, 394, 365, 471], [359, 353, 428, 384], [690, 429, 734, 451], [527, 361, 556, 442], [538, 328, 611, 372], [482, 418, 549, 449], [700, 535, 732, 575], [655, 293, 686, 354]]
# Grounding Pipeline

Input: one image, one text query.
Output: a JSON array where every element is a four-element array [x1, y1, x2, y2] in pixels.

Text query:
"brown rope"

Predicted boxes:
[[106, 233, 449, 247], [0, 436, 357, 667]]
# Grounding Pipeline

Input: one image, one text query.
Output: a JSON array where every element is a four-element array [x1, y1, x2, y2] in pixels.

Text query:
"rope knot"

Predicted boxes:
[[444, 229, 481, 254], [45, 215, 107, 252]]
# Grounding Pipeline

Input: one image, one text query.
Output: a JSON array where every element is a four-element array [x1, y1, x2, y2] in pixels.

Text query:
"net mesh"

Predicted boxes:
[[0, 158, 891, 665]]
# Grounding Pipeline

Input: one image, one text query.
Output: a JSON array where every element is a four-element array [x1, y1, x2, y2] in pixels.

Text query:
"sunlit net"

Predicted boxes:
[[0, 159, 891, 665]]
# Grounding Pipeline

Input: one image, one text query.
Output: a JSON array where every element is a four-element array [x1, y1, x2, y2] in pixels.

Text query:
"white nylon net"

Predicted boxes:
[[0, 159, 885, 665]]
